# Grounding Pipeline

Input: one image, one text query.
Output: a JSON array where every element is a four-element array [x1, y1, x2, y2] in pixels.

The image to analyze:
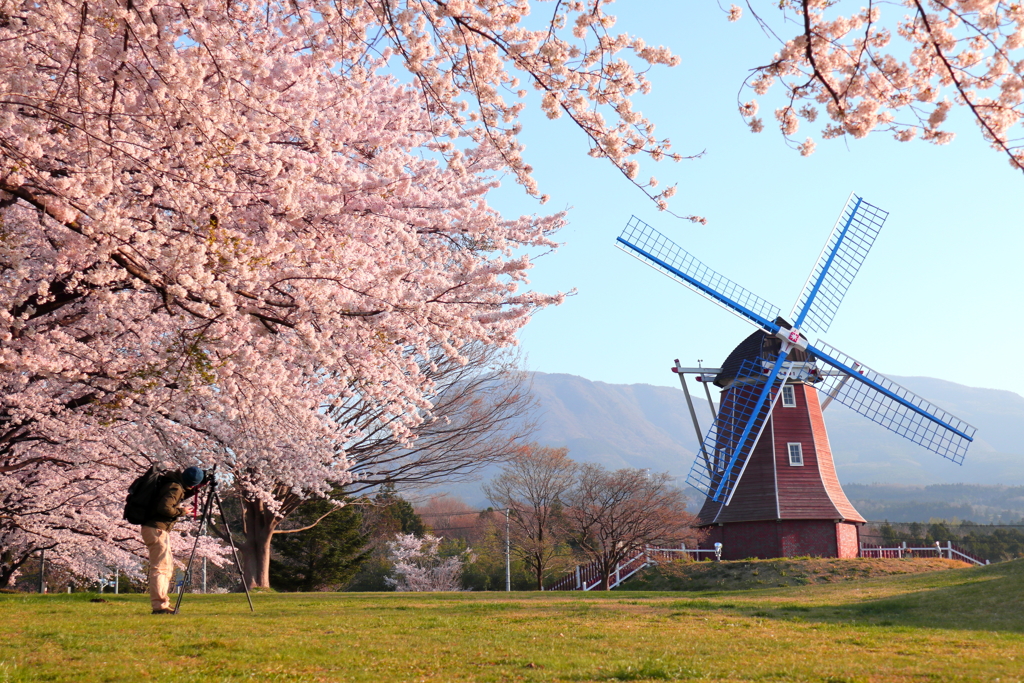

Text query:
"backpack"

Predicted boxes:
[[123, 465, 166, 525]]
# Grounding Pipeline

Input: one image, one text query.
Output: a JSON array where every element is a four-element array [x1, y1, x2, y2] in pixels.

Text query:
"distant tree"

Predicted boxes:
[[345, 489, 427, 591], [269, 495, 370, 592], [972, 528, 1024, 562], [869, 520, 1024, 563], [369, 487, 429, 539], [407, 500, 537, 590], [484, 444, 578, 590], [927, 522, 954, 544], [385, 534, 473, 592], [564, 465, 700, 590], [879, 523, 900, 547], [459, 523, 535, 591], [416, 495, 496, 545]]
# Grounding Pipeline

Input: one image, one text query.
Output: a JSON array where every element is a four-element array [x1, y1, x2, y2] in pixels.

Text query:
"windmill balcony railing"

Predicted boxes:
[[544, 545, 718, 591], [859, 541, 988, 566]]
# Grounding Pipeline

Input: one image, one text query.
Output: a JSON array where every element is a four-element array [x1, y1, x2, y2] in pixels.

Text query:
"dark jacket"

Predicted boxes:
[[142, 472, 197, 531]]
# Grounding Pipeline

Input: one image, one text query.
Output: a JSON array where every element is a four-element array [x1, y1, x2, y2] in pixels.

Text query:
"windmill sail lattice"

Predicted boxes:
[[790, 194, 888, 334], [616, 216, 780, 329], [812, 341, 976, 463], [616, 194, 976, 504]]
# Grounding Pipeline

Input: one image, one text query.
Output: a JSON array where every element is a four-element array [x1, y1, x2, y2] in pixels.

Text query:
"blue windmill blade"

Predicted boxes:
[[686, 354, 795, 503], [617, 216, 781, 331], [810, 340, 976, 463], [790, 194, 888, 334]]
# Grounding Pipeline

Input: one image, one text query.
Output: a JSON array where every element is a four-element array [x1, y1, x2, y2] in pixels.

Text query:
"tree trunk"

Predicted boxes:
[[237, 498, 281, 589], [0, 565, 15, 588], [0, 547, 34, 588], [535, 526, 544, 591], [598, 559, 610, 591]]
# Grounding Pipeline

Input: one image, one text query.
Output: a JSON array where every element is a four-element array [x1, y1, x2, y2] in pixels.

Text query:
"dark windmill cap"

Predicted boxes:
[[712, 318, 816, 389]]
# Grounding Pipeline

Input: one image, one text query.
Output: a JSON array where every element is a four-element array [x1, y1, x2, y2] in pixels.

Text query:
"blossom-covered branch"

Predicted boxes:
[[733, 0, 1024, 168]]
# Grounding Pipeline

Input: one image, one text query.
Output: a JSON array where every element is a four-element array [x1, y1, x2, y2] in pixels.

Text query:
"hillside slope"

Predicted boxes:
[[526, 371, 1024, 487]]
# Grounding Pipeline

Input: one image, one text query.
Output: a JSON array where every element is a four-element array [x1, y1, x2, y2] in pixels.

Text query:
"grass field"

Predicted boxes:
[[2, 558, 1023, 683]]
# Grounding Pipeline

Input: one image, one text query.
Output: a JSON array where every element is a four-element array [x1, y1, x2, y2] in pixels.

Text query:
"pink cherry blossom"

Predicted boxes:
[[8, 0, 693, 580], [734, 1, 1024, 168], [385, 533, 473, 591]]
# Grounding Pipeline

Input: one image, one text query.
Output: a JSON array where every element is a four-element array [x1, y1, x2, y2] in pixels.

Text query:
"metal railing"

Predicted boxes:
[[859, 541, 989, 566], [646, 547, 719, 562], [544, 539, 989, 592], [544, 545, 718, 591]]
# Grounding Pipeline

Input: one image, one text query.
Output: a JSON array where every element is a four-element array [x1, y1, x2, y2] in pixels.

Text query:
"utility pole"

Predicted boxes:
[[505, 508, 511, 592]]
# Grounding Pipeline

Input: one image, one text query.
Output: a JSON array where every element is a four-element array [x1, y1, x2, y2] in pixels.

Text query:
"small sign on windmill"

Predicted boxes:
[[616, 194, 976, 560]]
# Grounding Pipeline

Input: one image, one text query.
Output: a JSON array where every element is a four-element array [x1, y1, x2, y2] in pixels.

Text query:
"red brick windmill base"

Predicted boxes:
[[696, 383, 865, 560], [701, 519, 862, 560]]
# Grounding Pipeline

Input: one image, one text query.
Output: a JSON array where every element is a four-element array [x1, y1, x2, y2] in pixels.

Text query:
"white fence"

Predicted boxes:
[[859, 540, 988, 566], [545, 540, 989, 591], [544, 545, 718, 591]]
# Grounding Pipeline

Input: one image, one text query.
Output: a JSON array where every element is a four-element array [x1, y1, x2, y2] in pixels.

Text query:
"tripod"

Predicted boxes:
[[174, 473, 254, 614]]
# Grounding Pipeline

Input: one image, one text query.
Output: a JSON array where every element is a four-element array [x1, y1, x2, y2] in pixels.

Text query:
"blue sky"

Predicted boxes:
[[489, 2, 1023, 400]]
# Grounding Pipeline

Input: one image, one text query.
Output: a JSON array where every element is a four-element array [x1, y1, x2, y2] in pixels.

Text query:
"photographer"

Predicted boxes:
[[141, 466, 205, 614]]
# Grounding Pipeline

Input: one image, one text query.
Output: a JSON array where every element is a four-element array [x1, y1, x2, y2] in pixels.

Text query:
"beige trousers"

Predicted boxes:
[[142, 526, 174, 611]]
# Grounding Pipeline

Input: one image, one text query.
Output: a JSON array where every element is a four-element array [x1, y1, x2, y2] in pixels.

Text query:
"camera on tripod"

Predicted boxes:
[[175, 465, 254, 614]]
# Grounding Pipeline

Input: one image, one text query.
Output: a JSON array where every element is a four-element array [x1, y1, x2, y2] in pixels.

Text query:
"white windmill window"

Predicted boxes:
[[788, 443, 804, 467], [782, 385, 796, 407]]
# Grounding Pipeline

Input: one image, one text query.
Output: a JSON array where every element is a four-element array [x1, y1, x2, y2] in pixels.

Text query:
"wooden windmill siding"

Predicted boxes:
[[696, 334, 865, 560]]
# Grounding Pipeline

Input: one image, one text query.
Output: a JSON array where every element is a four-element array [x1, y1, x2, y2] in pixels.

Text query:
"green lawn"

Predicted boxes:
[[3, 559, 1023, 682]]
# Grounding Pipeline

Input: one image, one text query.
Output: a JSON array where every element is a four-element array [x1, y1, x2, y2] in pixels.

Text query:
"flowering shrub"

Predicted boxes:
[[385, 533, 474, 592]]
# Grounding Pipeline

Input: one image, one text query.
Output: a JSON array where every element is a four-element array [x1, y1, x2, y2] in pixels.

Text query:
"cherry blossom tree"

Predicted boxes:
[[0, 0, 696, 582], [385, 532, 473, 591], [731, 1, 1024, 169], [174, 343, 532, 589], [0, 0, 590, 577], [0, 420, 229, 588]]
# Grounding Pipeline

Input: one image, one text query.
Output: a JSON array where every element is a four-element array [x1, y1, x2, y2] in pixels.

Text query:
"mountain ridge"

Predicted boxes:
[[525, 371, 1024, 487]]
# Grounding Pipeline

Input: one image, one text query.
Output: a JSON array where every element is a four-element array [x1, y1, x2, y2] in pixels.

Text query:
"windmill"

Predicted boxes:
[[616, 194, 977, 559]]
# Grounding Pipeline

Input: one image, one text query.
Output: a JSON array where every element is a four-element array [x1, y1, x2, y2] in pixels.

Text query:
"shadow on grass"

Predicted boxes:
[[591, 658, 706, 681], [742, 560, 1024, 633]]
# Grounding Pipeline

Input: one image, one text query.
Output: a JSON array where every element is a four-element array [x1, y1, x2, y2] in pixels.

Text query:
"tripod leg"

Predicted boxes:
[[173, 485, 216, 614], [214, 489, 255, 613]]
